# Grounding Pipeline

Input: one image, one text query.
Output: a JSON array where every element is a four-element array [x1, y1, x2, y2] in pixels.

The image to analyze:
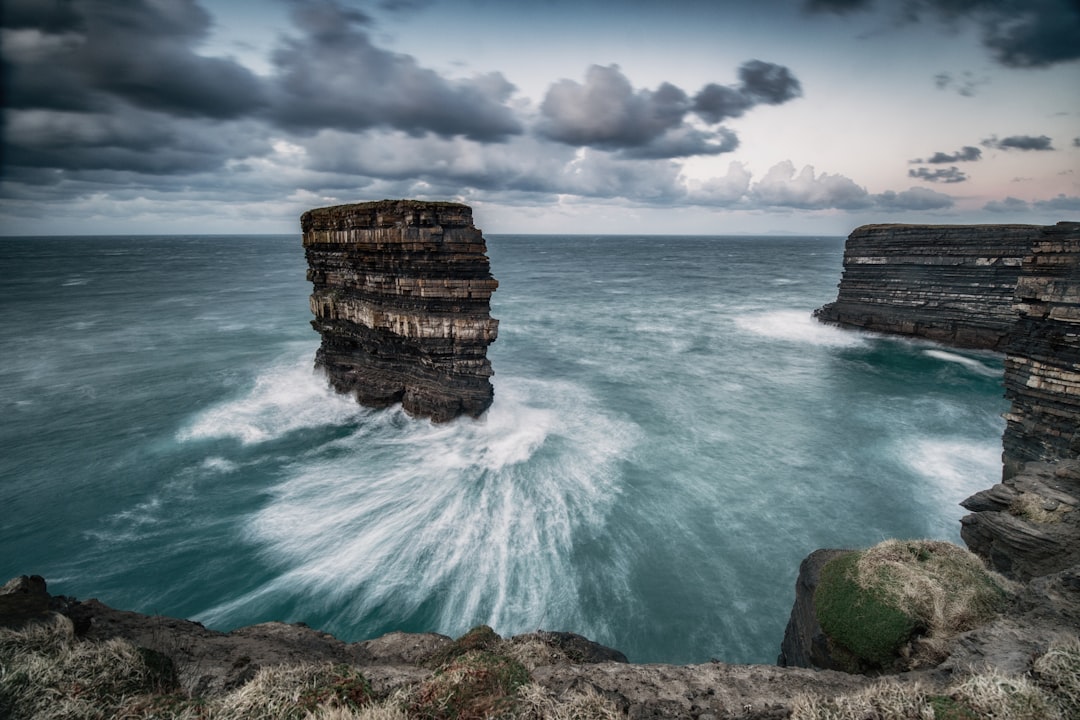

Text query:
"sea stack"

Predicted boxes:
[[302, 200, 499, 422]]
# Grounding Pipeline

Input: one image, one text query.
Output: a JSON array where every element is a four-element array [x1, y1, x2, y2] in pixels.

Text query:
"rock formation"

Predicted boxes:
[[814, 223, 1043, 350], [303, 200, 499, 422], [1000, 222, 1080, 475], [960, 459, 1080, 581]]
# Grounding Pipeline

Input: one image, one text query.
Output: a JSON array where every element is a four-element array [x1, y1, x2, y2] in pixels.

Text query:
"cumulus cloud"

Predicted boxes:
[[908, 166, 968, 183], [804, 0, 1080, 68], [982, 134, 1055, 151], [268, 0, 521, 140], [911, 146, 981, 164], [538, 60, 800, 158], [750, 161, 872, 210], [538, 66, 690, 149]]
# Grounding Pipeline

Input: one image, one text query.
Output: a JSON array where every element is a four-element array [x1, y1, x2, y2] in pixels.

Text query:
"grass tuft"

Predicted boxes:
[[411, 649, 530, 719], [424, 625, 502, 670], [1033, 636, 1080, 719], [815, 540, 1011, 669]]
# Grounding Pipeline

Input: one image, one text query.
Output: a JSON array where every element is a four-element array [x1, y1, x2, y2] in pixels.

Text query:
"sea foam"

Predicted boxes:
[[197, 375, 641, 642], [177, 354, 361, 444], [733, 309, 867, 347]]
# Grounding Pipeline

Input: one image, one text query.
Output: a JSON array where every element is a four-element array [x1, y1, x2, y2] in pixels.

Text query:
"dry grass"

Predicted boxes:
[[792, 637, 1080, 720], [1008, 493, 1067, 524], [790, 680, 935, 720], [516, 682, 621, 720], [0, 614, 176, 720], [1033, 636, 1080, 718], [851, 540, 1011, 666]]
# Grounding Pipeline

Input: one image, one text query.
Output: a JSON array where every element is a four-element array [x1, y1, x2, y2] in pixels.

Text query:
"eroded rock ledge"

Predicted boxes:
[[303, 200, 499, 422]]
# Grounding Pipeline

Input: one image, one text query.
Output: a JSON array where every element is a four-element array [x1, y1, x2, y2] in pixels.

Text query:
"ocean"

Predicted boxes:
[[0, 233, 1007, 664]]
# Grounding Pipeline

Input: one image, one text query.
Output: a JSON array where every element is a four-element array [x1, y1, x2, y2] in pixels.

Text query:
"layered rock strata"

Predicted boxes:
[[303, 200, 499, 422], [814, 224, 1042, 349], [961, 459, 1080, 581], [1001, 221, 1080, 475]]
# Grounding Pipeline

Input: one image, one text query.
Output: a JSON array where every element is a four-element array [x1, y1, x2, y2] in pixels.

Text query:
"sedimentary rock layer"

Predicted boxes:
[[303, 200, 498, 422], [814, 224, 1042, 349], [961, 459, 1080, 581], [1001, 221, 1080, 475]]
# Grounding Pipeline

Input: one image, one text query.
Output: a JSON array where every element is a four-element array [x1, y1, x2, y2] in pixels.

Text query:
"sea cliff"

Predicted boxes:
[[814, 223, 1043, 349], [303, 200, 499, 422]]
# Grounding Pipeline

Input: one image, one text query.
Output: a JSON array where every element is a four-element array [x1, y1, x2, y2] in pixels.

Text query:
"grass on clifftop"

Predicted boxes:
[[814, 540, 1011, 670], [792, 637, 1080, 720]]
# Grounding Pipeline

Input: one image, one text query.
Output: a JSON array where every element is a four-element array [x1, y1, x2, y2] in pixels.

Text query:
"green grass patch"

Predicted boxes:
[[815, 552, 919, 668], [814, 541, 1011, 670]]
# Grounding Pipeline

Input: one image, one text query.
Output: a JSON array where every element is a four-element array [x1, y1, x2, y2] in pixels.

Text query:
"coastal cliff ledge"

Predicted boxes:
[[814, 223, 1046, 350], [303, 200, 499, 422]]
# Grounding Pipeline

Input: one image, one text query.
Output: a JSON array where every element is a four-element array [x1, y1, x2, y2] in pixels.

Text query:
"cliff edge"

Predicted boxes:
[[303, 200, 499, 422]]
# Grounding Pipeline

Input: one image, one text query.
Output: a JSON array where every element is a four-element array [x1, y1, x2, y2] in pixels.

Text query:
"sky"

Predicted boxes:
[[1, 0, 1078, 235]]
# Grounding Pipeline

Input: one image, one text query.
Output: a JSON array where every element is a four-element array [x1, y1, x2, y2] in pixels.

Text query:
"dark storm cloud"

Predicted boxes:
[[804, 0, 1080, 68], [908, 166, 968, 183], [538, 61, 800, 158], [1073, 137, 1080, 147], [910, 146, 982, 163], [1, 0, 527, 186], [693, 60, 802, 123], [2, 0, 267, 118], [268, 0, 522, 141], [982, 135, 1055, 151]]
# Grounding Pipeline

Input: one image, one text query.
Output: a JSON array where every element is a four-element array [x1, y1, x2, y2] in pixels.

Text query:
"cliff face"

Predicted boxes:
[[1001, 222, 1080, 476], [303, 200, 499, 422], [814, 224, 1042, 350]]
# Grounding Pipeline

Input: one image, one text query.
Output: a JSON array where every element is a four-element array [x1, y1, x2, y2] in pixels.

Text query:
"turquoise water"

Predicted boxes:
[[0, 234, 1007, 664]]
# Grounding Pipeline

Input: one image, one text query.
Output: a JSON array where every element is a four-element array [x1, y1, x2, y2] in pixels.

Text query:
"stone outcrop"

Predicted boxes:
[[961, 459, 1080, 581], [814, 223, 1043, 349], [1001, 222, 1080, 475], [303, 200, 499, 422], [776, 549, 851, 670]]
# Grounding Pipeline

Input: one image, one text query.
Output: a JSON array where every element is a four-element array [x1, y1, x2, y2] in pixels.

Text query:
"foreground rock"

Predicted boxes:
[[814, 223, 1043, 349], [303, 200, 499, 422], [3, 576, 876, 719]]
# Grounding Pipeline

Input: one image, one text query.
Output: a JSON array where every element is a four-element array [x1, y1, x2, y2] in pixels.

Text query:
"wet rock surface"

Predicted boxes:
[[303, 200, 499, 422]]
